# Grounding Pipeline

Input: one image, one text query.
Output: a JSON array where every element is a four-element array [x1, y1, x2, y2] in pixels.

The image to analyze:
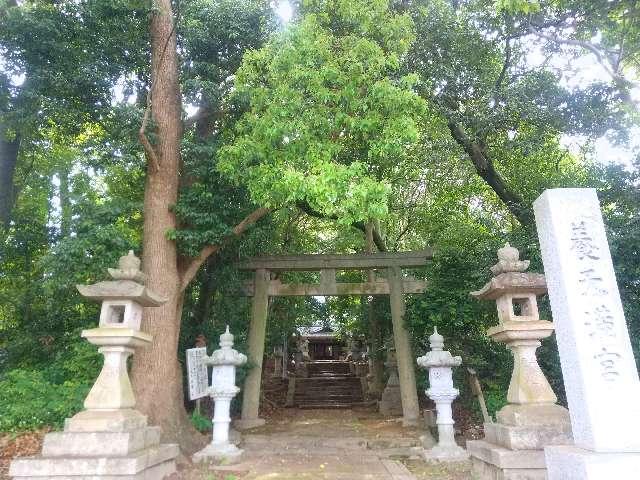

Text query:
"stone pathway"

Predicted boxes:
[[180, 407, 471, 480], [214, 408, 418, 479]]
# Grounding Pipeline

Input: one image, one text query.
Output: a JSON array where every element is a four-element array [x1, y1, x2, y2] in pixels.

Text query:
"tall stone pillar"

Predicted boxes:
[[237, 268, 269, 430], [467, 244, 572, 480], [387, 266, 420, 427], [534, 189, 640, 479]]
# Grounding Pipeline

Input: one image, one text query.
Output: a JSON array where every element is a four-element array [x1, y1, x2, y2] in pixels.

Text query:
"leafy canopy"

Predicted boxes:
[[219, 0, 427, 224]]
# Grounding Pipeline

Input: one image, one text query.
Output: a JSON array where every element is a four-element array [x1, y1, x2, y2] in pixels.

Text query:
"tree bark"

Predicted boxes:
[[130, 0, 200, 451], [0, 124, 20, 227]]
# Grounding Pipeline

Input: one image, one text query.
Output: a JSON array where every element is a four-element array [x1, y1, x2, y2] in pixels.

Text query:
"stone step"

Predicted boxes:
[[296, 389, 362, 395], [295, 391, 363, 397], [10, 443, 179, 477], [296, 391, 363, 396], [297, 375, 360, 381], [41, 427, 161, 457], [292, 365, 365, 408], [243, 434, 368, 450], [295, 389, 363, 396], [307, 361, 352, 376], [297, 402, 367, 409]]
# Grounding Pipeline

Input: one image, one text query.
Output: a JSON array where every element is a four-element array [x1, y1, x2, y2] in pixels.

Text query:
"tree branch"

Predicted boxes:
[[179, 207, 271, 291], [447, 120, 533, 226], [528, 26, 634, 85], [295, 200, 388, 251], [494, 37, 511, 93]]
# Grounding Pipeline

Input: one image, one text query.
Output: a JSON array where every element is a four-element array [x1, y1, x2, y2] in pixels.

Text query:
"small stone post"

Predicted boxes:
[[194, 326, 247, 463], [466, 244, 572, 480], [379, 346, 403, 416], [10, 251, 179, 480], [417, 328, 468, 461], [272, 345, 283, 378], [534, 189, 640, 479]]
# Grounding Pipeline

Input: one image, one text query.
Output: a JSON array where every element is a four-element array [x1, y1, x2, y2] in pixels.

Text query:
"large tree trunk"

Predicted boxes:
[[0, 124, 20, 227], [130, 0, 201, 451]]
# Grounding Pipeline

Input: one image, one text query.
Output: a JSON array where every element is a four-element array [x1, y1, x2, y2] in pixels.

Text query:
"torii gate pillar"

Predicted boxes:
[[235, 268, 270, 430], [388, 266, 420, 426]]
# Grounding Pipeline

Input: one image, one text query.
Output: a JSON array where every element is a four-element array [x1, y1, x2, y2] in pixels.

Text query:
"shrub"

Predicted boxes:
[[190, 410, 212, 433], [0, 369, 90, 431]]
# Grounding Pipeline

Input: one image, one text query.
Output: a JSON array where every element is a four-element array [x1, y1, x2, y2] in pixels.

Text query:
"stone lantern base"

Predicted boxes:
[[468, 404, 572, 480], [193, 442, 244, 464], [423, 444, 469, 462], [10, 409, 179, 479], [378, 383, 403, 416]]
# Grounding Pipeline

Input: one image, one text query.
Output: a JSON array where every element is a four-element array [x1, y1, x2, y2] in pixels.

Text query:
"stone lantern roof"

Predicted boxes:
[[208, 326, 247, 366], [76, 250, 166, 306], [417, 328, 462, 369], [471, 243, 546, 300]]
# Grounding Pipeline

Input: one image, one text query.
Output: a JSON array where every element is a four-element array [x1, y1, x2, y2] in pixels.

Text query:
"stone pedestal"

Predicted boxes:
[[11, 409, 179, 480], [10, 252, 178, 480], [469, 404, 572, 480], [194, 393, 243, 463], [417, 329, 468, 462], [468, 244, 572, 480], [379, 349, 403, 416], [545, 446, 640, 480], [535, 189, 640, 479]]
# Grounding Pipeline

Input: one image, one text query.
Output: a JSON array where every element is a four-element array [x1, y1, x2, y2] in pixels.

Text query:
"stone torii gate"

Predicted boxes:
[[234, 250, 432, 429]]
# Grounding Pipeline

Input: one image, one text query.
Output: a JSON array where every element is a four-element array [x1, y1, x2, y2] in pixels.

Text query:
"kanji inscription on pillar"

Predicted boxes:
[[186, 347, 209, 401], [534, 188, 640, 453]]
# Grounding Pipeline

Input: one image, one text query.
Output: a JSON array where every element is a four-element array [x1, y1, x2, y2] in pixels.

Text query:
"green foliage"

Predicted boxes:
[[190, 410, 212, 433], [482, 383, 509, 418], [0, 369, 91, 431], [495, 0, 540, 14], [219, 0, 427, 224]]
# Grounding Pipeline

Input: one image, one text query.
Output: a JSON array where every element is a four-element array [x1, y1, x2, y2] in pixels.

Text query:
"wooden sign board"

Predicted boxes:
[[186, 347, 209, 400]]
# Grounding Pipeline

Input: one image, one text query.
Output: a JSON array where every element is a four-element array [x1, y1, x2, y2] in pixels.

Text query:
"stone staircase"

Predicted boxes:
[[294, 361, 365, 408]]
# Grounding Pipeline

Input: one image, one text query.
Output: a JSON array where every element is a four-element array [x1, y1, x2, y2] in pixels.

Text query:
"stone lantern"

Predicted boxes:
[[193, 326, 247, 463], [417, 328, 468, 461], [10, 250, 179, 480], [466, 244, 571, 480]]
